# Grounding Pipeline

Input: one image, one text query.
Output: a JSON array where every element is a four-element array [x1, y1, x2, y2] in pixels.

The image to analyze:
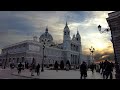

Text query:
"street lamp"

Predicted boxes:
[[89, 46, 95, 63], [41, 42, 45, 72], [98, 25, 111, 34], [98, 25, 120, 79]]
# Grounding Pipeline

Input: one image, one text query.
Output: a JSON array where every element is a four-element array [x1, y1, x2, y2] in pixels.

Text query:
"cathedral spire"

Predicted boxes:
[[77, 27, 79, 33], [64, 21, 69, 30], [46, 26, 48, 32], [77, 27, 80, 35], [66, 21, 68, 26]]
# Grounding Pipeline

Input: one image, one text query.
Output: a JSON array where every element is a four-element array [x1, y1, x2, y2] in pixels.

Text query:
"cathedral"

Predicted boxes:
[[0, 22, 82, 67]]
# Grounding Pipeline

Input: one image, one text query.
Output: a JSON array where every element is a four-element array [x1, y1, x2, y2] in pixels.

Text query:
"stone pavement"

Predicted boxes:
[[0, 68, 33, 79], [12, 69, 116, 79]]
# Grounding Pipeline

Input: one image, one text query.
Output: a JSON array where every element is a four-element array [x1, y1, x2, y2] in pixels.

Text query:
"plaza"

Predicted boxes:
[[0, 67, 116, 79], [0, 11, 118, 79]]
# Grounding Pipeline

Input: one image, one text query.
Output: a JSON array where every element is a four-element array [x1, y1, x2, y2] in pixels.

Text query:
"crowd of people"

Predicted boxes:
[[79, 60, 114, 79], [8, 59, 114, 79], [99, 60, 114, 79], [9, 62, 41, 76]]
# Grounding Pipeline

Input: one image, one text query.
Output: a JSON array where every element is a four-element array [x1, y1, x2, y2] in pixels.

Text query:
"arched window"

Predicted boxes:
[[74, 45, 75, 51], [64, 32, 66, 35], [77, 38, 78, 41]]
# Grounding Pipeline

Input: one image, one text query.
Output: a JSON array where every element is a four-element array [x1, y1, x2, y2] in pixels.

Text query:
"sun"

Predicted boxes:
[[94, 42, 107, 50]]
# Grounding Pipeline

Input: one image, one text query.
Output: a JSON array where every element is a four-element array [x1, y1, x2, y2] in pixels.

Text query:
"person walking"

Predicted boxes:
[[36, 63, 40, 76], [80, 61, 87, 79], [103, 60, 113, 79], [18, 62, 23, 74], [110, 62, 114, 79], [101, 62, 104, 74], [10, 62, 15, 74], [10, 62, 13, 70], [54, 61, 59, 72], [66, 64, 69, 71], [31, 63, 35, 76], [96, 64, 100, 73], [90, 63, 95, 74], [103, 60, 108, 79]]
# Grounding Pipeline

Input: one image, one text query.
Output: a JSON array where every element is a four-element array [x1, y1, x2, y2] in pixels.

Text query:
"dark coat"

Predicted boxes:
[[18, 63, 23, 70], [36, 64, 40, 71], [80, 63, 87, 73]]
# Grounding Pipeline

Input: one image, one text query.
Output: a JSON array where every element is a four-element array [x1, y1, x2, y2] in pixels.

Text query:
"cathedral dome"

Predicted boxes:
[[39, 27, 53, 43]]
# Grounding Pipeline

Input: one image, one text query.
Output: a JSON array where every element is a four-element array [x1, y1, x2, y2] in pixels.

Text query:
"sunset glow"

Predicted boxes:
[[0, 11, 114, 60]]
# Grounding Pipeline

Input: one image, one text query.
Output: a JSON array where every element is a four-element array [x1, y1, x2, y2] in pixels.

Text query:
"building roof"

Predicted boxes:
[[2, 40, 42, 49], [107, 11, 120, 20]]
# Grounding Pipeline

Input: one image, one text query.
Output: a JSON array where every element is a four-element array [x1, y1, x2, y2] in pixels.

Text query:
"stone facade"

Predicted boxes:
[[0, 22, 82, 67], [106, 11, 120, 64]]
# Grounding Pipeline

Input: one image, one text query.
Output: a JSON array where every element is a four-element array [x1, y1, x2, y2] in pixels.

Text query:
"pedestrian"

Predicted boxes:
[[80, 61, 87, 79], [22, 63, 24, 70], [96, 64, 100, 73], [90, 63, 95, 74], [54, 61, 59, 72], [36, 63, 40, 76], [17, 62, 23, 74], [103, 60, 113, 79], [110, 62, 114, 79], [74, 65, 76, 70], [99, 62, 102, 73], [101, 61, 104, 74], [103, 60, 108, 79], [31, 63, 35, 76], [66, 64, 69, 71], [10, 62, 13, 70]]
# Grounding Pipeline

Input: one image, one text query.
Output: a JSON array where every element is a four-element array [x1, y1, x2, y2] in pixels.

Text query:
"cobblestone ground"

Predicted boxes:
[[11, 68, 116, 79], [0, 68, 33, 79]]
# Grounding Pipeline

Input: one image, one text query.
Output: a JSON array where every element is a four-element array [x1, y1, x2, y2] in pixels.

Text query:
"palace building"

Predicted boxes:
[[0, 22, 82, 67]]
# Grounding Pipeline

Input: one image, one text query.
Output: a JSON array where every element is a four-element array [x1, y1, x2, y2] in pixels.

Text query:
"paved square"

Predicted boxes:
[[12, 68, 116, 79]]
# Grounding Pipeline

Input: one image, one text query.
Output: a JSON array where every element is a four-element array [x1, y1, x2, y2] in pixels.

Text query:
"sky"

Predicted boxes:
[[0, 11, 114, 61]]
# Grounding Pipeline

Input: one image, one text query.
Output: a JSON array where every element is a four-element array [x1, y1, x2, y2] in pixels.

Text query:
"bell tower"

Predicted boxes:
[[63, 21, 71, 50]]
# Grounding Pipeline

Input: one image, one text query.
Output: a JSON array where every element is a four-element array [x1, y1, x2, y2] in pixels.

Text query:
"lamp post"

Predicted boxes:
[[98, 25, 115, 60], [89, 46, 95, 63], [98, 25, 111, 34], [98, 25, 120, 79], [41, 42, 45, 72]]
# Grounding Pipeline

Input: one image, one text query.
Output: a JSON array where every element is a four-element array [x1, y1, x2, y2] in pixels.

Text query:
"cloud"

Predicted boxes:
[[0, 11, 114, 60]]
